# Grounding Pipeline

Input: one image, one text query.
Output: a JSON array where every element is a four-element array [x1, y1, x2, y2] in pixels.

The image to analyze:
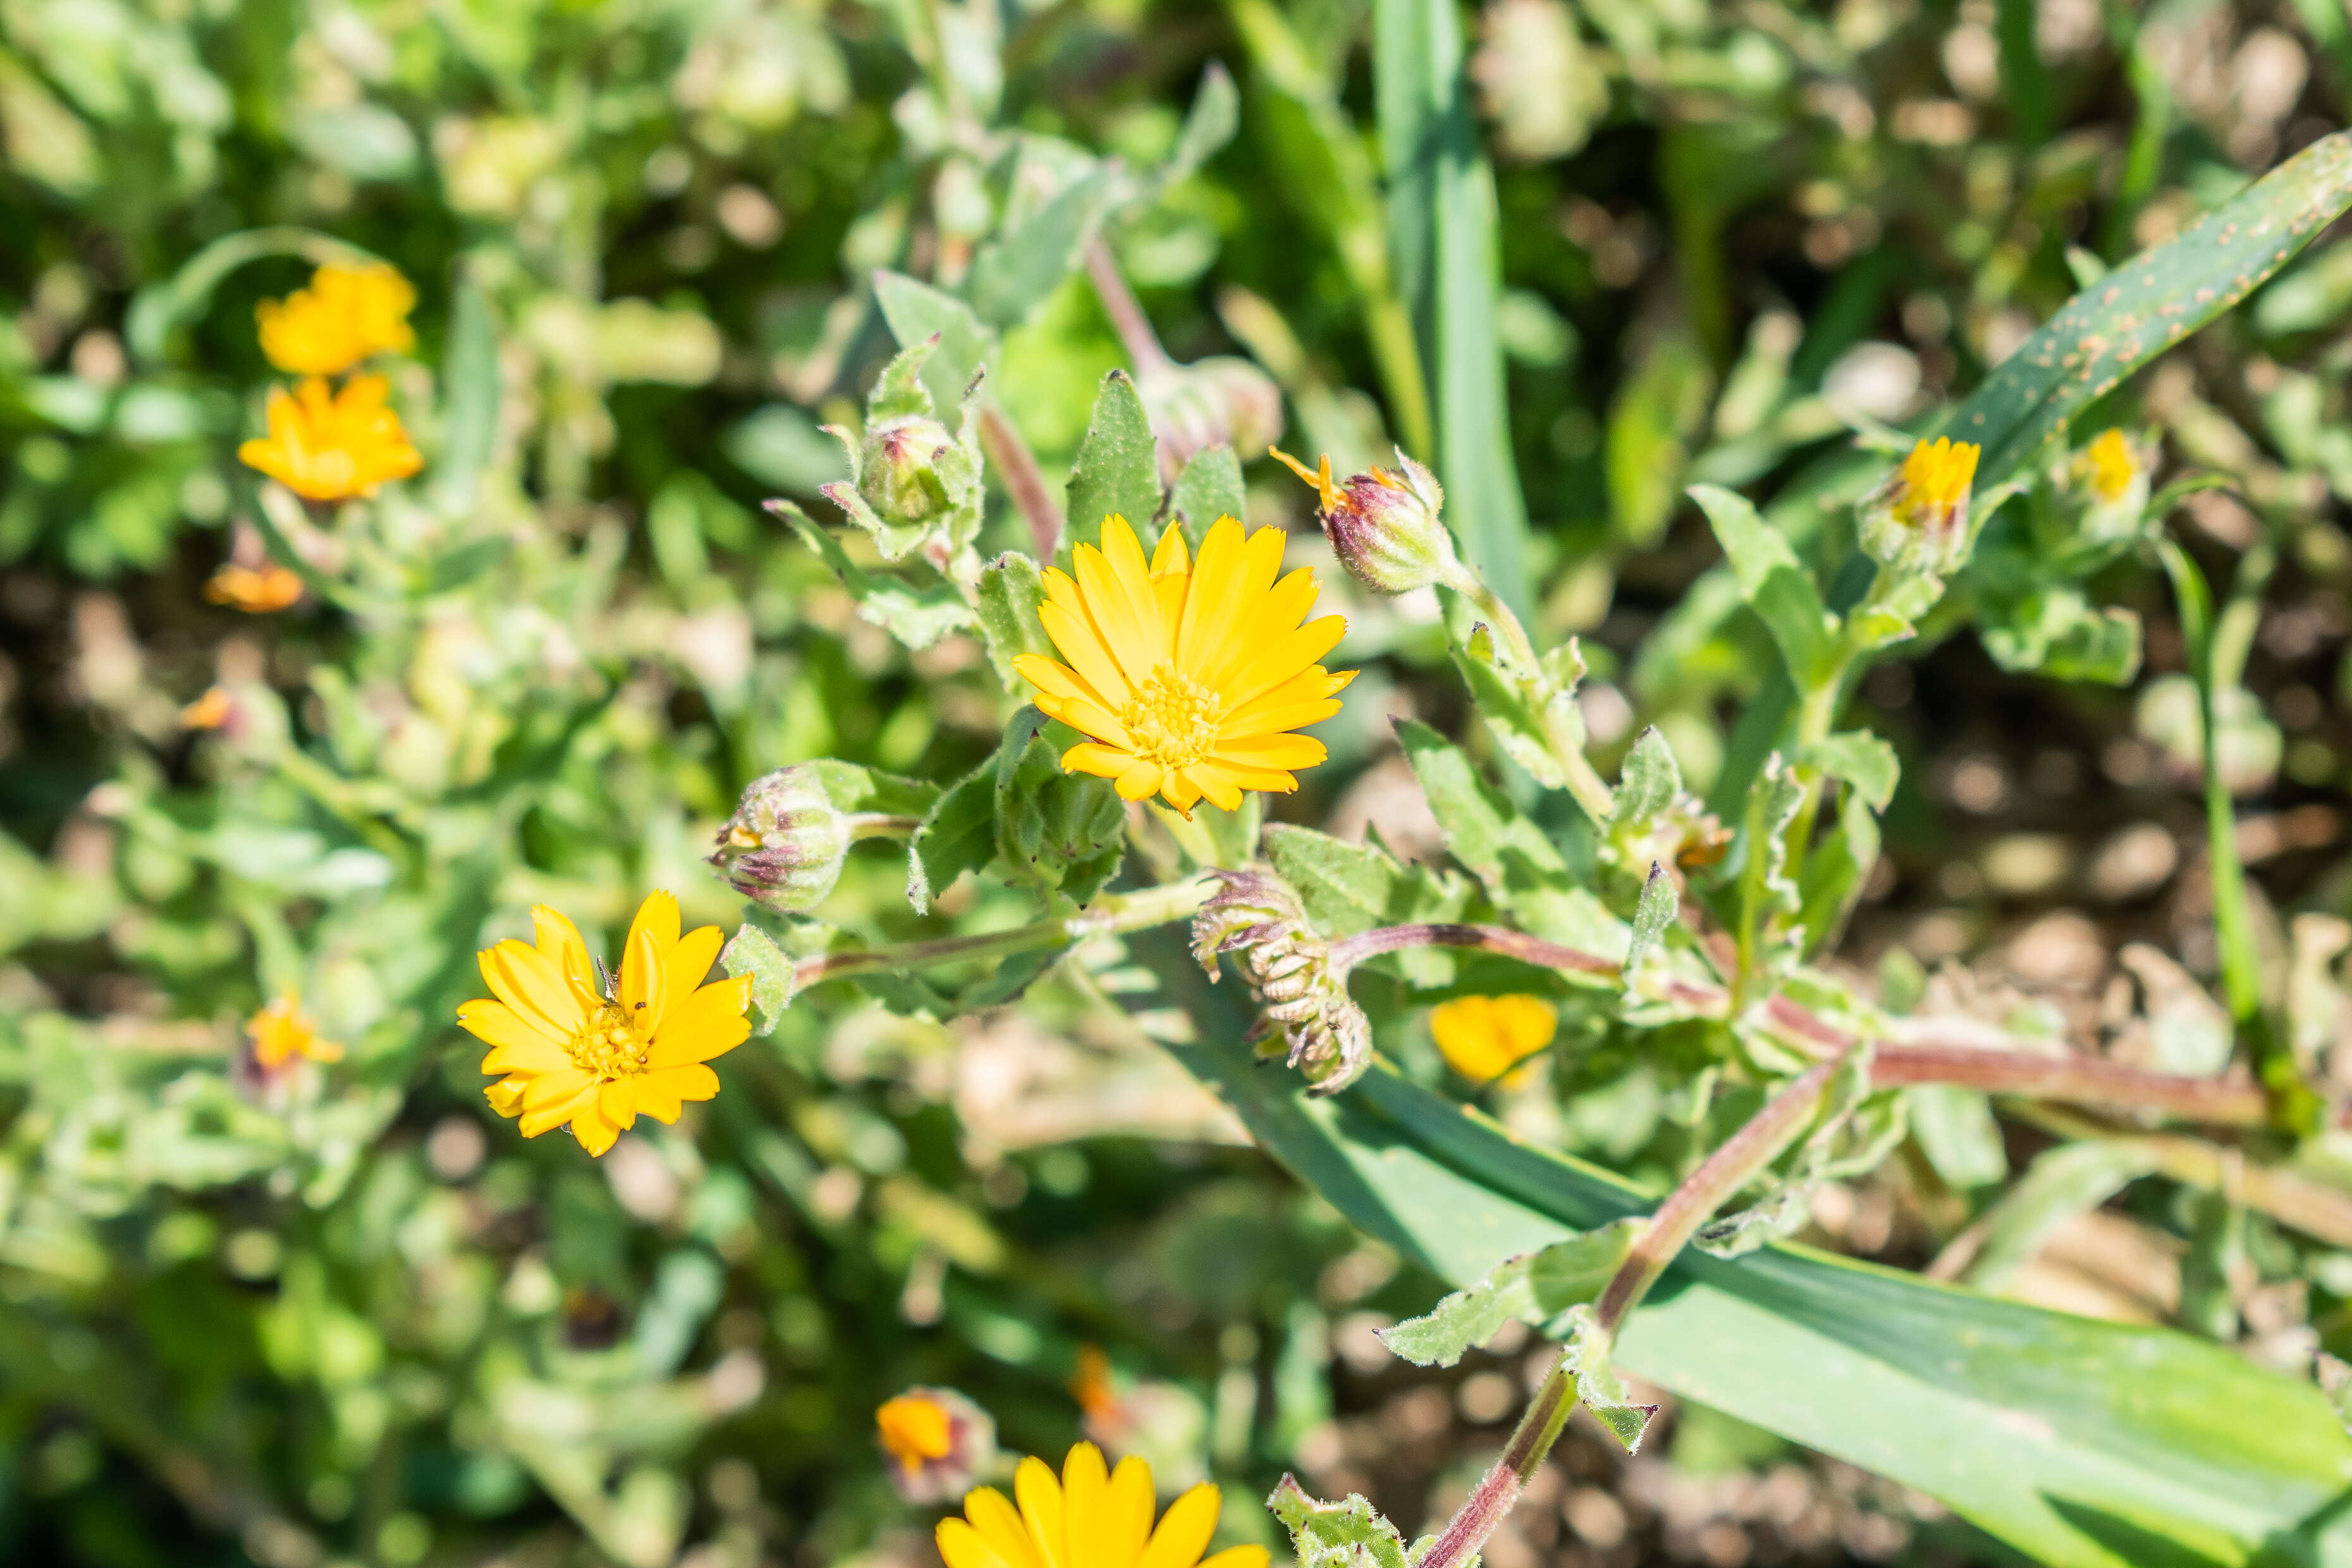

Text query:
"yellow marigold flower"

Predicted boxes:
[[937, 1442, 1268, 1568], [204, 562, 305, 613], [245, 992, 344, 1069], [457, 891, 752, 1157], [238, 375, 424, 502], [1892, 436, 1978, 529], [256, 261, 417, 376], [180, 685, 235, 728], [879, 1393, 954, 1474], [1430, 994, 1557, 1086], [1012, 514, 1354, 816], [2074, 427, 2138, 505]]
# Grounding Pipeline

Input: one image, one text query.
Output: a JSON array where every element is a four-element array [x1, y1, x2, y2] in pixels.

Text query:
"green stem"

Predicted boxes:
[[791, 876, 1210, 991], [844, 813, 922, 841]]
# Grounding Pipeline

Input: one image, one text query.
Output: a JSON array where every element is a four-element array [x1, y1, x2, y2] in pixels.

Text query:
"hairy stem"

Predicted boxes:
[[1086, 238, 1174, 376], [843, 813, 922, 841], [976, 403, 1063, 558], [1593, 1050, 1853, 1332], [790, 876, 1210, 991], [1445, 570, 1616, 821], [1332, 921, 2299, 1126], [1412, 1359, 1577, 1568]]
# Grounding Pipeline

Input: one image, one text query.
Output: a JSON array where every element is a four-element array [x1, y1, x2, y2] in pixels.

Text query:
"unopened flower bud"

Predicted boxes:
[[1192, 868, 1372, 1095], [1859, 436, 1981, 577], [2061, 427, 2154, 544], [1271, 446, 1462, 595], [1139, 356, 1284, 477], [857, 415, 957, 523], [876, 1387, 996, 1504], [709, 766, 849, 913]]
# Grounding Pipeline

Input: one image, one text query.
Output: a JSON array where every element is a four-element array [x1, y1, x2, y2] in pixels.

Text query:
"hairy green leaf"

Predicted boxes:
[[976, 553, 1054, 689], [771, 501, 975, 647], [1689, 483, 1837, 686], [1266, 1476, 1410, 1568], [907, 764, 997, 916], [968, 164, 1120, 328], [721, 923, 794, 1036], [1064, 371, 1162, 546], [1168, 443, 1246, 537], [874, 270, 1001, 415], [1379, 1219, 1641, 1366]]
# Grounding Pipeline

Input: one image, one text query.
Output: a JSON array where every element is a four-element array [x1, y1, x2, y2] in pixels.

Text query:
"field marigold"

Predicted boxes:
[[1430, 994, 1557, 1085], [936, 1442, 1267, 1568], [458, 891, 752, 1157], [256, 261, 417, 376], [1013, 514, 1352, 816], [244, 992, 343, 1068], [239, 375, 423, 501]]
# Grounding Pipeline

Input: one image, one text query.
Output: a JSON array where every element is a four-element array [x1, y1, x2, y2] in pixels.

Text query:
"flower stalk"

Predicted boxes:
[[790, 876, 1213, 993]]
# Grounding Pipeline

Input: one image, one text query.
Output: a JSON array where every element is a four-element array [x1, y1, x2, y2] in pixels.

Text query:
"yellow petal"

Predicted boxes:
[[626, 890, 681, 968], [644, 1063, 721, 1103], [573, 1100, 622, 1156], [661, 925, 725, 1029], [522, 1066, 594, 1110], [1215, 732, 1326, 771], [1222, 615, 1349, 709], [1179, 764, 1243, 812], [1040, 600, 1136, 710], [519, 1079, 597, 1137], [1115, 759, 1165, 801], [1074, 539, 1161, 683], [1149, 520, 1190, 577], [1062, 742, 1139, 780], [967, 1487, 1049, 1568], [598, 1079, 638, 1132], [647, 980, 753, 1067], [457, 997, 570, 1054], [1061, 1443, 1110, 1568], [1199, 1548, 1270, 1568], [1136, 1484, 1222, 1568], [483, 942, 587, 1040], [532, 904, 599, 1005], [1015, 1456, 1066, 1568], [941, 1519, 1022, 1568], [1105, 1456, 1155, 1568]]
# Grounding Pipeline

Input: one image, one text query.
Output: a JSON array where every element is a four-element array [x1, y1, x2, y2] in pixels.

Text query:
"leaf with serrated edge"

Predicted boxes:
[[1064, 371, 1162, 548], [1266, 1476, 1410, 1568], [867, 335, 939, 422], [1557, 1306, 1660, 1452], [771, 501, 974, 648], [1263, 823, 1470, 934], [1612, 727, 1682, 826], [720, 924, 793, 1036], [1379, 1218, 1641, 1367], [907, 764, 996, 915], [1954, 130, 2352, 487], [1801, 732, 1897, 812]]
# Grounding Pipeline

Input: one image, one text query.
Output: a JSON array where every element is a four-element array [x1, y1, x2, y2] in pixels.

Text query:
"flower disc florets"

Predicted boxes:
[[1191, 868, 1371, 1095], [709, 765, 850, 913], [1859, 436, 1980, 577], [2063, 427, 2155, 543], [1271, 446, 1462, 596]]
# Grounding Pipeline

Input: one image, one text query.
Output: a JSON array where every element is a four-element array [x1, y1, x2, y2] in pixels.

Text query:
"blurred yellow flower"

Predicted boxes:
[[180, 685, 234, 728], [245, 992, 343, 1068], [1430, 994, 1557, 1085], [238, 375, 423, 501], [256, 261, 417, 376], [204, 562, 305, 613], [1014, 513, 1352, 816], [937, 1442, 1267, 1568], [458, 891, 751, 1157], [1892, 436, 1978, 529], [878, 1392, 954, 1476], [2076, 428, 2138, 504]]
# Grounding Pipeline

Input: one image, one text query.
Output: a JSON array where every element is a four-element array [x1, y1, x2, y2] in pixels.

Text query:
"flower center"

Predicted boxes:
[[1121, 662, 1222, 770], [2079, 429, 2136, 503], [1894, 437, 1978, 525], [567, 1001, 650, 1079]]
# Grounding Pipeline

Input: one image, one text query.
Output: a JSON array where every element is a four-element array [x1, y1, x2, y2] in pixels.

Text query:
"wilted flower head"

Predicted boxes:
[[936, 1442, 1267, 1568], [876, 1387, 996, 1504], [256, 261, 417, 376], [1191, 867, 1372, 1095], [1859, 436, 1980, 576], [243, 991, 344, 1070], [857, 414, 958, 524], [1429, 994, 1555, 1085], [1271, 446, 1462, 596], [710, 766, 850, 913], [1014, 515, 1353, 816], [1139, 355, 1283, 477], [238, 376, 424, 501], [458, 891, 751, 1156]]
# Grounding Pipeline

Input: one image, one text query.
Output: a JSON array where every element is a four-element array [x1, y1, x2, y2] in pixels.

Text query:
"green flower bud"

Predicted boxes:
[[1272, 446, 1464, 595], [1191, 867, 1372, 1095], [709, 766, 850, 913], [1139, 355, 1284, 476], [856, 415, 957, 524]]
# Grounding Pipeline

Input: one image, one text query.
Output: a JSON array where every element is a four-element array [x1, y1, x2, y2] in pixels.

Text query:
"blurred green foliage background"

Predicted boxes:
[[11, 0, 2352, 1565]]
